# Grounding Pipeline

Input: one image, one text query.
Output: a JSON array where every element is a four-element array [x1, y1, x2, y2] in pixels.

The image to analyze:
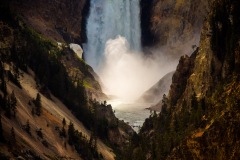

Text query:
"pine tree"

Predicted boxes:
[[60, 126, 66, 138], [62, 118, 66, 127], [64, 141, 67, 148], [191, 92, 198, 110], [9, 91, 17, 117], [68, 121, 75, 145], [36, 128, 43, 138], [35, 93, 42, 116], [25, 120, 31, 135], [5, 97, 11, 118], [0, 62, 7, 95], [201, 98, 206, 112], [0, 115, 4, 142], [0, 79, 7, 96], [89, 132, 94, 148], [5, 91, 17, 118], [161, 94, 168, 114], [10, 127, 16, 144], [93, 135, 97, 150], [31, 108, 35, 116]]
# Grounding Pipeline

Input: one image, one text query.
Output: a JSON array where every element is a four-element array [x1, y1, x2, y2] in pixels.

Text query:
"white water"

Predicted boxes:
[[84, 0, 141, 69], [84, 0, 173, 130]]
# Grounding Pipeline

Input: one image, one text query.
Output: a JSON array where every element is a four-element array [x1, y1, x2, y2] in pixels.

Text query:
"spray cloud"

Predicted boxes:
[[99, 36, 177, 102]]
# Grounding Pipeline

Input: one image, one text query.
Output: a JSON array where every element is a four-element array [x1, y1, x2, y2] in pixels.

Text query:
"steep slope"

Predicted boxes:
[[10, 0, 90, 44], [124, 0, 240, 159], [0, 3, 133, 159], [138, 71, 174, 105], [0, 70, 114, 160], [1, 0, 103, 101]]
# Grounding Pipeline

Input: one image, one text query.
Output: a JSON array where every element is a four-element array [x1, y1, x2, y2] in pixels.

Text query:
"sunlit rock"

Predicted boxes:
[[69, 43, 83, 59]]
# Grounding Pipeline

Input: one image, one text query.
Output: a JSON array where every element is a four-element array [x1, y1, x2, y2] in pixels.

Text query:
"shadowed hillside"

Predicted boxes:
[[123, 0, 240, 159]]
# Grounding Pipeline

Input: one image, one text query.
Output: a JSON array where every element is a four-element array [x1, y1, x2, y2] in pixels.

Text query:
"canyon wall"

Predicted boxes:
[[11, 0, 90, 44], [141, 0, 211, 57]]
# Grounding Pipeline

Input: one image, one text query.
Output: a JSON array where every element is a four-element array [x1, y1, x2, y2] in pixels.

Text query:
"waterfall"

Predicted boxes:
[[84, 0, 141, 70]]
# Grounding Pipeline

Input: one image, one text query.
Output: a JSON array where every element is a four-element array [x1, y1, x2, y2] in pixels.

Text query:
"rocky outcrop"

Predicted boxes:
[[94, 103, 134, 149], [10, 0, 90, 44], [126, 0, 240, 159], [141, 0, 211, 57], [168, 49, 197, 107], [59, 47, 107, 100], [139, 71, 174, 105]]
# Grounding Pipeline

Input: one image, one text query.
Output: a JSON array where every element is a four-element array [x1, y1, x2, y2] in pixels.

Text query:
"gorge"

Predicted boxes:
[[0, 0, 239, 159], [84, 0, 208, 129], [84, 0, 178, 129]]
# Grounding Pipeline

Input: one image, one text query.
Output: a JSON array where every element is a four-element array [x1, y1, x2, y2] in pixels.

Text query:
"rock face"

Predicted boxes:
[[59, 47, 107, 100], [141, 0, 211, 57], [69, 43, 83, 59], [6, 0, 108, 100], [125, 0, 240, 159], [11, 0, 90, 44], [94, 103, 134, 149], [139, 71, 174, 105]]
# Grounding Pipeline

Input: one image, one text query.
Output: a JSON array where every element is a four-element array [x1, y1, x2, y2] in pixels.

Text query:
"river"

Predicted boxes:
[[108, 99, 152, 132]]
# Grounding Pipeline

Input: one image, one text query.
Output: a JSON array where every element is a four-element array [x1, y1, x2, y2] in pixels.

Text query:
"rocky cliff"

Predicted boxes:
[[138, 71, 174, 105], [6, 0, 108, 101], [10, 0, 90, 44], [141, 0, 211, 57], [124, 0, 240, 159]]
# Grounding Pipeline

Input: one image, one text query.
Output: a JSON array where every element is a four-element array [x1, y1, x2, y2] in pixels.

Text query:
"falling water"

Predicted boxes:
[[84, 0, 141, 70], [84, 0, 160, 131]]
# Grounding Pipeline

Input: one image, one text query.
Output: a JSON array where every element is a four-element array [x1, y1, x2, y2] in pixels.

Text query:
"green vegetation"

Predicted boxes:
[[67, 121, 102, 159], [0, 10, 117, 159], [0, 90, 17, 119], [36, 128, 43, 139], [0, 116, 4, 142], [211, 0, 240, 74], [83, 79, 94, 89], [123, 75, 240, 159], [23, 120, 31, 135], [34, 93, 42, 116], [10, 127, 16, 145]]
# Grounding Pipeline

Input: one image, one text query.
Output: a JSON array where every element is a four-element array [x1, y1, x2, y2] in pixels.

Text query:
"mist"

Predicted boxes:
[[84, 0, 201, 103], [98, 35, 177, 102]]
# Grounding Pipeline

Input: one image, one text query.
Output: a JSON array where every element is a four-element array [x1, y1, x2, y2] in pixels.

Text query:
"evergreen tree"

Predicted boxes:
[[9, 91, 17, 117], [35, 93, 42, 116], [60, 126, 66, 138], [62, 117, 66, 127], [191, 92, 198, 110], [36, 128, 43, 138], [5, 97, 11, 118], [64, 141, 67, 148], [5, 91, 17, 118], [68, 121, 75, 145], [161, 94, 168, 114], [10, 127, 16, 144], [201, 97, 206, 112], [0, 79, 7, 96], [25, 120, 31, 135], [0, 115, 4, 142], [31, 108, 35, 116], [0, 62, 7, 95], [89, 132, 94, 148], [93, 135, 97, 151]]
